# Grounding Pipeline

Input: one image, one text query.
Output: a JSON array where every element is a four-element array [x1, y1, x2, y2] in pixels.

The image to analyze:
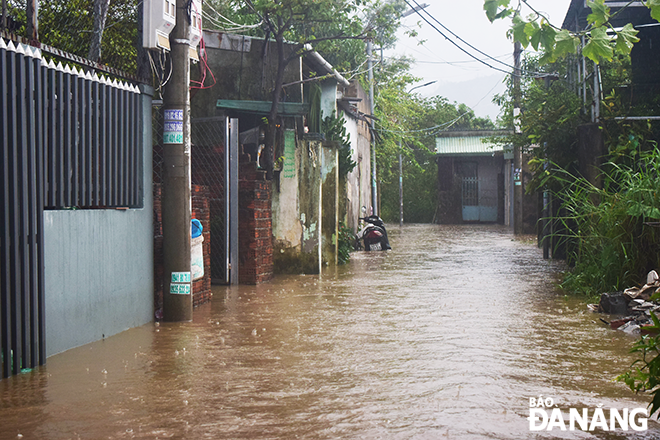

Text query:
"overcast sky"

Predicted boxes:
[[388, 0, 574, 121]]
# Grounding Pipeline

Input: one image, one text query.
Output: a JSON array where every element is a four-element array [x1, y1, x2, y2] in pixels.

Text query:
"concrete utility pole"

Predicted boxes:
[[513, 39, 523, 235], [161, 0, 192, 321]]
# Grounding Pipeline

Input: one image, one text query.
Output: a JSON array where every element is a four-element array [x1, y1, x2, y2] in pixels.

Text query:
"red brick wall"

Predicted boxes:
[[239, 159, 274, 284], [153, 183, 212, 316], [192, 185, 212, 306]]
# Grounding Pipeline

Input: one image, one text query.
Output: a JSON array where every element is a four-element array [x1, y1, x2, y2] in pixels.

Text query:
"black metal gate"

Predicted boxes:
[[1, 39, 142, 379], [153, 111, 238, 285], [191, 117, 231, 284]]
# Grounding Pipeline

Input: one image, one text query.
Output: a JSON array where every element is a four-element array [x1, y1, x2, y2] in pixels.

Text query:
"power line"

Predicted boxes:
[[469, 73, 507, 112], [402, 0, 514, 76], [415, 55, 511, 66], [402, 0, 545, 79], [409, 0, 515, 70], [374, 111, 470, 136]]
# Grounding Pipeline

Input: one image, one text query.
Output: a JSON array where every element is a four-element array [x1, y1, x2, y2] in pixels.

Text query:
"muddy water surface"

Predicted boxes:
[[1, 224, 658, 439]]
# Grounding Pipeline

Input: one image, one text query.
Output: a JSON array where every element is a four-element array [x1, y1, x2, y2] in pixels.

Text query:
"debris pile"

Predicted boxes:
[[589, 270, 660, 336]]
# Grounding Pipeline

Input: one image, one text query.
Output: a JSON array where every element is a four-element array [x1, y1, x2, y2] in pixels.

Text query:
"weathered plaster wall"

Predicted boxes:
[[343, 82, 372, 232], [191, 31, 303, 118], [43, 87, 154, 357], [272, 131, 303, 248], [344, 117, 362, 230], [298, 140, 322, 256], [321, 144, 338, 265], [320, 78, 337, 120], [272, 139, 338, 272]]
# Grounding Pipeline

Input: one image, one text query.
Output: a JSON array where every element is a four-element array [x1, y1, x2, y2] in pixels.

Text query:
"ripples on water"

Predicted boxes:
[[1, 224, 658, 439]]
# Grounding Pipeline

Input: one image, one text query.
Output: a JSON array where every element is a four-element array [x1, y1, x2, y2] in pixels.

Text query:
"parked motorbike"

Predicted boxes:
[[355, 215, 391, 251]]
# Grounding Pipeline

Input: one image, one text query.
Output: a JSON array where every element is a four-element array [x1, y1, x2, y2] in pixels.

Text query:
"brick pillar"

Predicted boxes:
[[154, 183, 212, 319], [192, 185, 212, 306], [239, 158, 274, 284]]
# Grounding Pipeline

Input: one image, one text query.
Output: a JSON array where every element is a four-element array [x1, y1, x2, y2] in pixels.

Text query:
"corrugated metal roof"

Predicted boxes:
[[435, 135, 504, 155]]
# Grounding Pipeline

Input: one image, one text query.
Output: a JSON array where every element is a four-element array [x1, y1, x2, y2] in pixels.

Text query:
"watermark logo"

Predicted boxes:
[[527, 396, 648, 432]]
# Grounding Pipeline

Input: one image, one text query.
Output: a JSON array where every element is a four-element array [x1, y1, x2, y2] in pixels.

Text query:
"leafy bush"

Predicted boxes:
[[337, 222, 354, 265], [618, 312, 660, 418], [321, 112, 356, 178], [544, 147, 660, 298]]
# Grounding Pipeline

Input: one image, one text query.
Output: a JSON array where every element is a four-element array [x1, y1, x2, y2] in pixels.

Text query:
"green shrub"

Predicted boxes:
[[337, 222, 354, 265], [545, 148, 660, 298]]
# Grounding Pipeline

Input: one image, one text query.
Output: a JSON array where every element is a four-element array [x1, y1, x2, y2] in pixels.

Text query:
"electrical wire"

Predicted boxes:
[[374, 111, 470, 136], [470, 73, 507, 111], [203, 1, 262, 30], [415, 53, 512, 66], [159, 50, 173, 87], [201, 10, 263, 32], [190, 38, 217, 90], [190, 2, 217, 91], [402, 0, 516, 76], [373, 73, 507, 137], [148, 49, 173, 97], [341, 58, 377, 81], [409, 0, 517, 70], [402, 0, 548, 79]]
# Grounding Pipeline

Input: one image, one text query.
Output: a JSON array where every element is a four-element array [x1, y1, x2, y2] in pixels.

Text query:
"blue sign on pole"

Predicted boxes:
[[164, 109, 184, 144]]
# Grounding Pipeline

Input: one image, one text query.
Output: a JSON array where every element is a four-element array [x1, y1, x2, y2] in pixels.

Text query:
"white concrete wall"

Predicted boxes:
[[320, 78, 337, 120], [272, 131, 303, 247], [344, 115, 372, 232]]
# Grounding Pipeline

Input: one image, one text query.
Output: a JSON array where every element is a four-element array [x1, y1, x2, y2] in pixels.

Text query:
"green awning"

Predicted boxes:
[[216, 100, 309, 116]]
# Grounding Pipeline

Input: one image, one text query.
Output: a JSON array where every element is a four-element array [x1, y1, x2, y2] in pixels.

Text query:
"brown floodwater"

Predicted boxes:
[[1, 224, 659, 439]]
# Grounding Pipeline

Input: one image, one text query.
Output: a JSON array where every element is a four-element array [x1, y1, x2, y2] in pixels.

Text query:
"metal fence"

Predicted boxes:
[[43, 64, 143, 209], [1, 40, 45, 378], [152, 107, 233, 284], [1, 37, 142, 379]]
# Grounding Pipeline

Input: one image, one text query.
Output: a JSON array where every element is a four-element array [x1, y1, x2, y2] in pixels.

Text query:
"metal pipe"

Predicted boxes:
[[613, 116, 660, 120], [582, 36, 587, 111], [593, 61, 600, 122], [335, 147, 339, 265], [367, 39, 377, 216], [399, 147, 403, 227], [303, 45, 350, 87]]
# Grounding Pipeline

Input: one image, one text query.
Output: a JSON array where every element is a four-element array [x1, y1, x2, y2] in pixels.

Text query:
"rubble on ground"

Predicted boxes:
[[588, 270, 660, 336]]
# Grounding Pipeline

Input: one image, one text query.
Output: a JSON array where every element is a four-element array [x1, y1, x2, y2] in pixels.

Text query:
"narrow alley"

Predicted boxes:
[[1, 224, 657, 439]]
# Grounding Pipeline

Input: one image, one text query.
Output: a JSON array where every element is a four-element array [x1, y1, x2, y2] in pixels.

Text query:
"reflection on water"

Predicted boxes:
[[1, 224, 658, 439]]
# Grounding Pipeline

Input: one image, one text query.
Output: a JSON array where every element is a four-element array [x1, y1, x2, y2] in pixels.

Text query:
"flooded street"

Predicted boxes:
[[1, 224, 658, 439]]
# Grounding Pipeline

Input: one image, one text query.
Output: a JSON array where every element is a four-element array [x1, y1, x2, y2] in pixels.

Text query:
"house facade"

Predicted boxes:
[[435, 131, 510, 225], [190, 31, 373, 274]]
